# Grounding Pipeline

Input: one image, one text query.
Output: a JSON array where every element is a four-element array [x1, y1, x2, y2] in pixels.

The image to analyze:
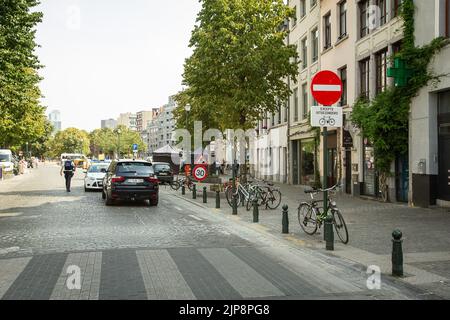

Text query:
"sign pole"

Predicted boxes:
[[323, 126, 328, 240]]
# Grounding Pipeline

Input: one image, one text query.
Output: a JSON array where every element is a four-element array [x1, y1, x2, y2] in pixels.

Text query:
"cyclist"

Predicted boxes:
[[60, 157, 76, 192]]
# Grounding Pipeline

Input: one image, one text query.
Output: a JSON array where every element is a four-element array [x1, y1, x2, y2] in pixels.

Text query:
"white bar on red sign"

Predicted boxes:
[[312, 85, 341, 92]]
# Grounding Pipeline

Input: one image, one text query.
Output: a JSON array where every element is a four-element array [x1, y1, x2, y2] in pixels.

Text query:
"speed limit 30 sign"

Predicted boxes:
[[193, 165, 208, 182]]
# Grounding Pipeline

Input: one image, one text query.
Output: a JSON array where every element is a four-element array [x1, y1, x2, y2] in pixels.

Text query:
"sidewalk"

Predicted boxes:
[[169, 181, 450, 297]]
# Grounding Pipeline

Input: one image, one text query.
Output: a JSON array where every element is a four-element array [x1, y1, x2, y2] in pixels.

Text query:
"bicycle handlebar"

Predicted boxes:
[[304, 184, 341, 194]]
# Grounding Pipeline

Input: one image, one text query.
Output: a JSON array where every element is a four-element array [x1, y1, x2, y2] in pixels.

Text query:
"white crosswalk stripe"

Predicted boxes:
[[50, 252, 102, 300], [136, 250, 196, 300], [0, 257, 32, 299], [200, 248, 285, 298]]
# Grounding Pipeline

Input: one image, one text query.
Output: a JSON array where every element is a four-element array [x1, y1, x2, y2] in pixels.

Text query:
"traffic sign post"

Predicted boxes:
[[311, 71, 343, 244]]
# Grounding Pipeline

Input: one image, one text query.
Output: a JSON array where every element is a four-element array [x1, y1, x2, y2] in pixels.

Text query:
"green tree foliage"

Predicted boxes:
[[88, 126, 146, 158], [174, 0, 298, 131], [47, 128, 90, 157], [0, 0, 49, 150]]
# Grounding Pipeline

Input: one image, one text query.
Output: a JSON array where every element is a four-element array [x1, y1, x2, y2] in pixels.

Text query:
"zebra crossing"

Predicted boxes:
[[0, 246, 415, 300]]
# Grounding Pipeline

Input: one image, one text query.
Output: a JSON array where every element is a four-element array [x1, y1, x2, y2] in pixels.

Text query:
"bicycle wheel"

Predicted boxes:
[[332, 209, 349, 244], [170, 181, 180, 191], [266, 189, 282, 210], [226, 187, 240, 208], [298, 203, 318, 235]]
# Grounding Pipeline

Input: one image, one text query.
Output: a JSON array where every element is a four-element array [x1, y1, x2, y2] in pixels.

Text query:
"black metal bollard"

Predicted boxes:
[[232, 196, 238, 215], [203, 187, 207, 203], [253, 199, 259, 223], [181, 185, 185, 195], [192, 184, 196, 199], [215, 191, 220, 209], [392, 229, 404, 277], [282, 205, 289, 234], [324, 214, 334, 251]]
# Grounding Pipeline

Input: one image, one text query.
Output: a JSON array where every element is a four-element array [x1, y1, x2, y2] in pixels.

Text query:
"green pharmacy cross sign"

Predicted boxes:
[[387, 57, 414, 87]]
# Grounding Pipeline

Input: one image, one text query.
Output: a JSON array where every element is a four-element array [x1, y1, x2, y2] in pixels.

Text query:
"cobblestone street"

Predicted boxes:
[[0, 163, 448, 300]]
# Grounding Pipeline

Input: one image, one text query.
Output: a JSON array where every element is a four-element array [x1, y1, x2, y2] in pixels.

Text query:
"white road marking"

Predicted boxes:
[[312, 84, 341, 92], [174, 206, 182, 211], [188, 215, 203, 221]]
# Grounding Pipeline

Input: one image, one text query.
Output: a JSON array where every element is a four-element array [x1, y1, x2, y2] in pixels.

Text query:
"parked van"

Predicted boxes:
[[0, 149, 14, 173]]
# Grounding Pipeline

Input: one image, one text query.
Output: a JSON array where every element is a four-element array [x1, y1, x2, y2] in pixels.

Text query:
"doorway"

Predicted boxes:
[[345, 150, 352, 194], [438, 90, 450, 201], [396, 155, 409, 202]]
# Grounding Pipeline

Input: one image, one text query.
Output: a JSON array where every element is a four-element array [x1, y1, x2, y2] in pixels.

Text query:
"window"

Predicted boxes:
[[292, 6, 298, 28], [271, 113, 275, 126], [294, 88, 299, 122], [301, 37, 308, 69], [339, 66, 347, 106], [312, 29, 318, 62], [393, 0, 402, 18], [302, 83, 308, 118], [375, 48, 388, 94], [359, 0, 369, 38], [359, 58, 370, 98], [278, 104, 282, 125], [300, 1, 306, 18], [392, 40, 403, 55], [338, 1, 347, 39], [376, 0, 387, 26], [323, 13, 331, 49], [311, 0, 317, 9]]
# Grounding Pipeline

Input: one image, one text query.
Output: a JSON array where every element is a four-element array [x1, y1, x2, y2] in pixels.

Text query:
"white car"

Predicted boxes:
[[0, 149, 14, 173], [84, 163, 110, 191]]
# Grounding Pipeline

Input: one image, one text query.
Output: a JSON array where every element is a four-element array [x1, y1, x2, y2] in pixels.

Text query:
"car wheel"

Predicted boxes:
[[105, 191, 113, 206], [150, 199, 158, 206]]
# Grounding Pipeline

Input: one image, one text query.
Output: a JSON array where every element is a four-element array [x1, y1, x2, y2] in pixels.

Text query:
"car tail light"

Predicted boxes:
[[145, 177, 159, 184], [112, 176, 125, 183]]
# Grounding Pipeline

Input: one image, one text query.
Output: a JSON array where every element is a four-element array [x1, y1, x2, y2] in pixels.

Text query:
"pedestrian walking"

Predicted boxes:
[[60, 158, 76, 192]]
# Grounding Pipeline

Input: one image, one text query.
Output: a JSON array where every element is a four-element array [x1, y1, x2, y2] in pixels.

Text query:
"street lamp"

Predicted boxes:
[[116, 128, 122, 159], [185, 104, 191, 129], [25, 142, 29, 158]]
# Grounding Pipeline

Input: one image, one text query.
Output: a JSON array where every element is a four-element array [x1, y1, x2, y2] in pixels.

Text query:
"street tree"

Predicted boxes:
[[47, 128, 90, 157], [175, 0, 298, 132], [0, 0, 49, 150]]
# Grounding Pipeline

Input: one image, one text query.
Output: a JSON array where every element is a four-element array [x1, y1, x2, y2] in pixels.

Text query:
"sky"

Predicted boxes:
[[35, 0, 202, 131]]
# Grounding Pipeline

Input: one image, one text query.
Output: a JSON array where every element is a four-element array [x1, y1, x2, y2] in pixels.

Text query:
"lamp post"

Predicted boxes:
[[25, 142, 29, 158], [116, 128, 122, 159], [185, 104, 191, 129]]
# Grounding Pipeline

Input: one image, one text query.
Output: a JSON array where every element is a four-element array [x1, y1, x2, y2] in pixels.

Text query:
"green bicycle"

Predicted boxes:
[[298, 184, 349, 244]]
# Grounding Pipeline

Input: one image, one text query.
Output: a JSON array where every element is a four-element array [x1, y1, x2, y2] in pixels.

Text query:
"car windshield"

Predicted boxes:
[[117, 162, 154, 175], [88, 165, 109, 173], [0, 154, 11, 162], [154, 164, 171, 172]]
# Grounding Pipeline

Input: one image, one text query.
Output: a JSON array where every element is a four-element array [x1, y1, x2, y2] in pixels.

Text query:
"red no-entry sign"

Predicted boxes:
[[311, 70, 343, 106]]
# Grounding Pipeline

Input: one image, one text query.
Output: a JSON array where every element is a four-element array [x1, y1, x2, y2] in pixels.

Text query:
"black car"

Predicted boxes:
[[102, 160, 159, 206], [152, 162, 174, 184]]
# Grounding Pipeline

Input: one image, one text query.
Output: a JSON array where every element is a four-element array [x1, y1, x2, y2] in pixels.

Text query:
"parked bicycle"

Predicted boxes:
[[225, 177, 282, 211], [170, 175, 194, 191], [297, 184, 349, 244]]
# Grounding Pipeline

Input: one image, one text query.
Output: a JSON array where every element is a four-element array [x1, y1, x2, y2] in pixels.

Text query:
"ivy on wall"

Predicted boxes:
[[351, 0, 449, 196]]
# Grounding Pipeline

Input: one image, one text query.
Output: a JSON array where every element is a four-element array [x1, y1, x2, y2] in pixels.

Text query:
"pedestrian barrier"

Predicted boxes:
[[181, 185, 185, 195], [192, 184, 196, 199], [252, 199, 259, 223], [392, 229, 404, 277], [203, 187, 207, 203], [282, 205, 289, 234], [324, 214, 334, 251], [215, 191, 220, 209]]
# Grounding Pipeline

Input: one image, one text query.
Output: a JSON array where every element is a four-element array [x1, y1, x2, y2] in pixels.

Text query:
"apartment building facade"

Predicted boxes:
[[136, 111, 154, 133], [117, 112, 137, 131], [288, 0, 321, 187], [410, 0, 450, 207]]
